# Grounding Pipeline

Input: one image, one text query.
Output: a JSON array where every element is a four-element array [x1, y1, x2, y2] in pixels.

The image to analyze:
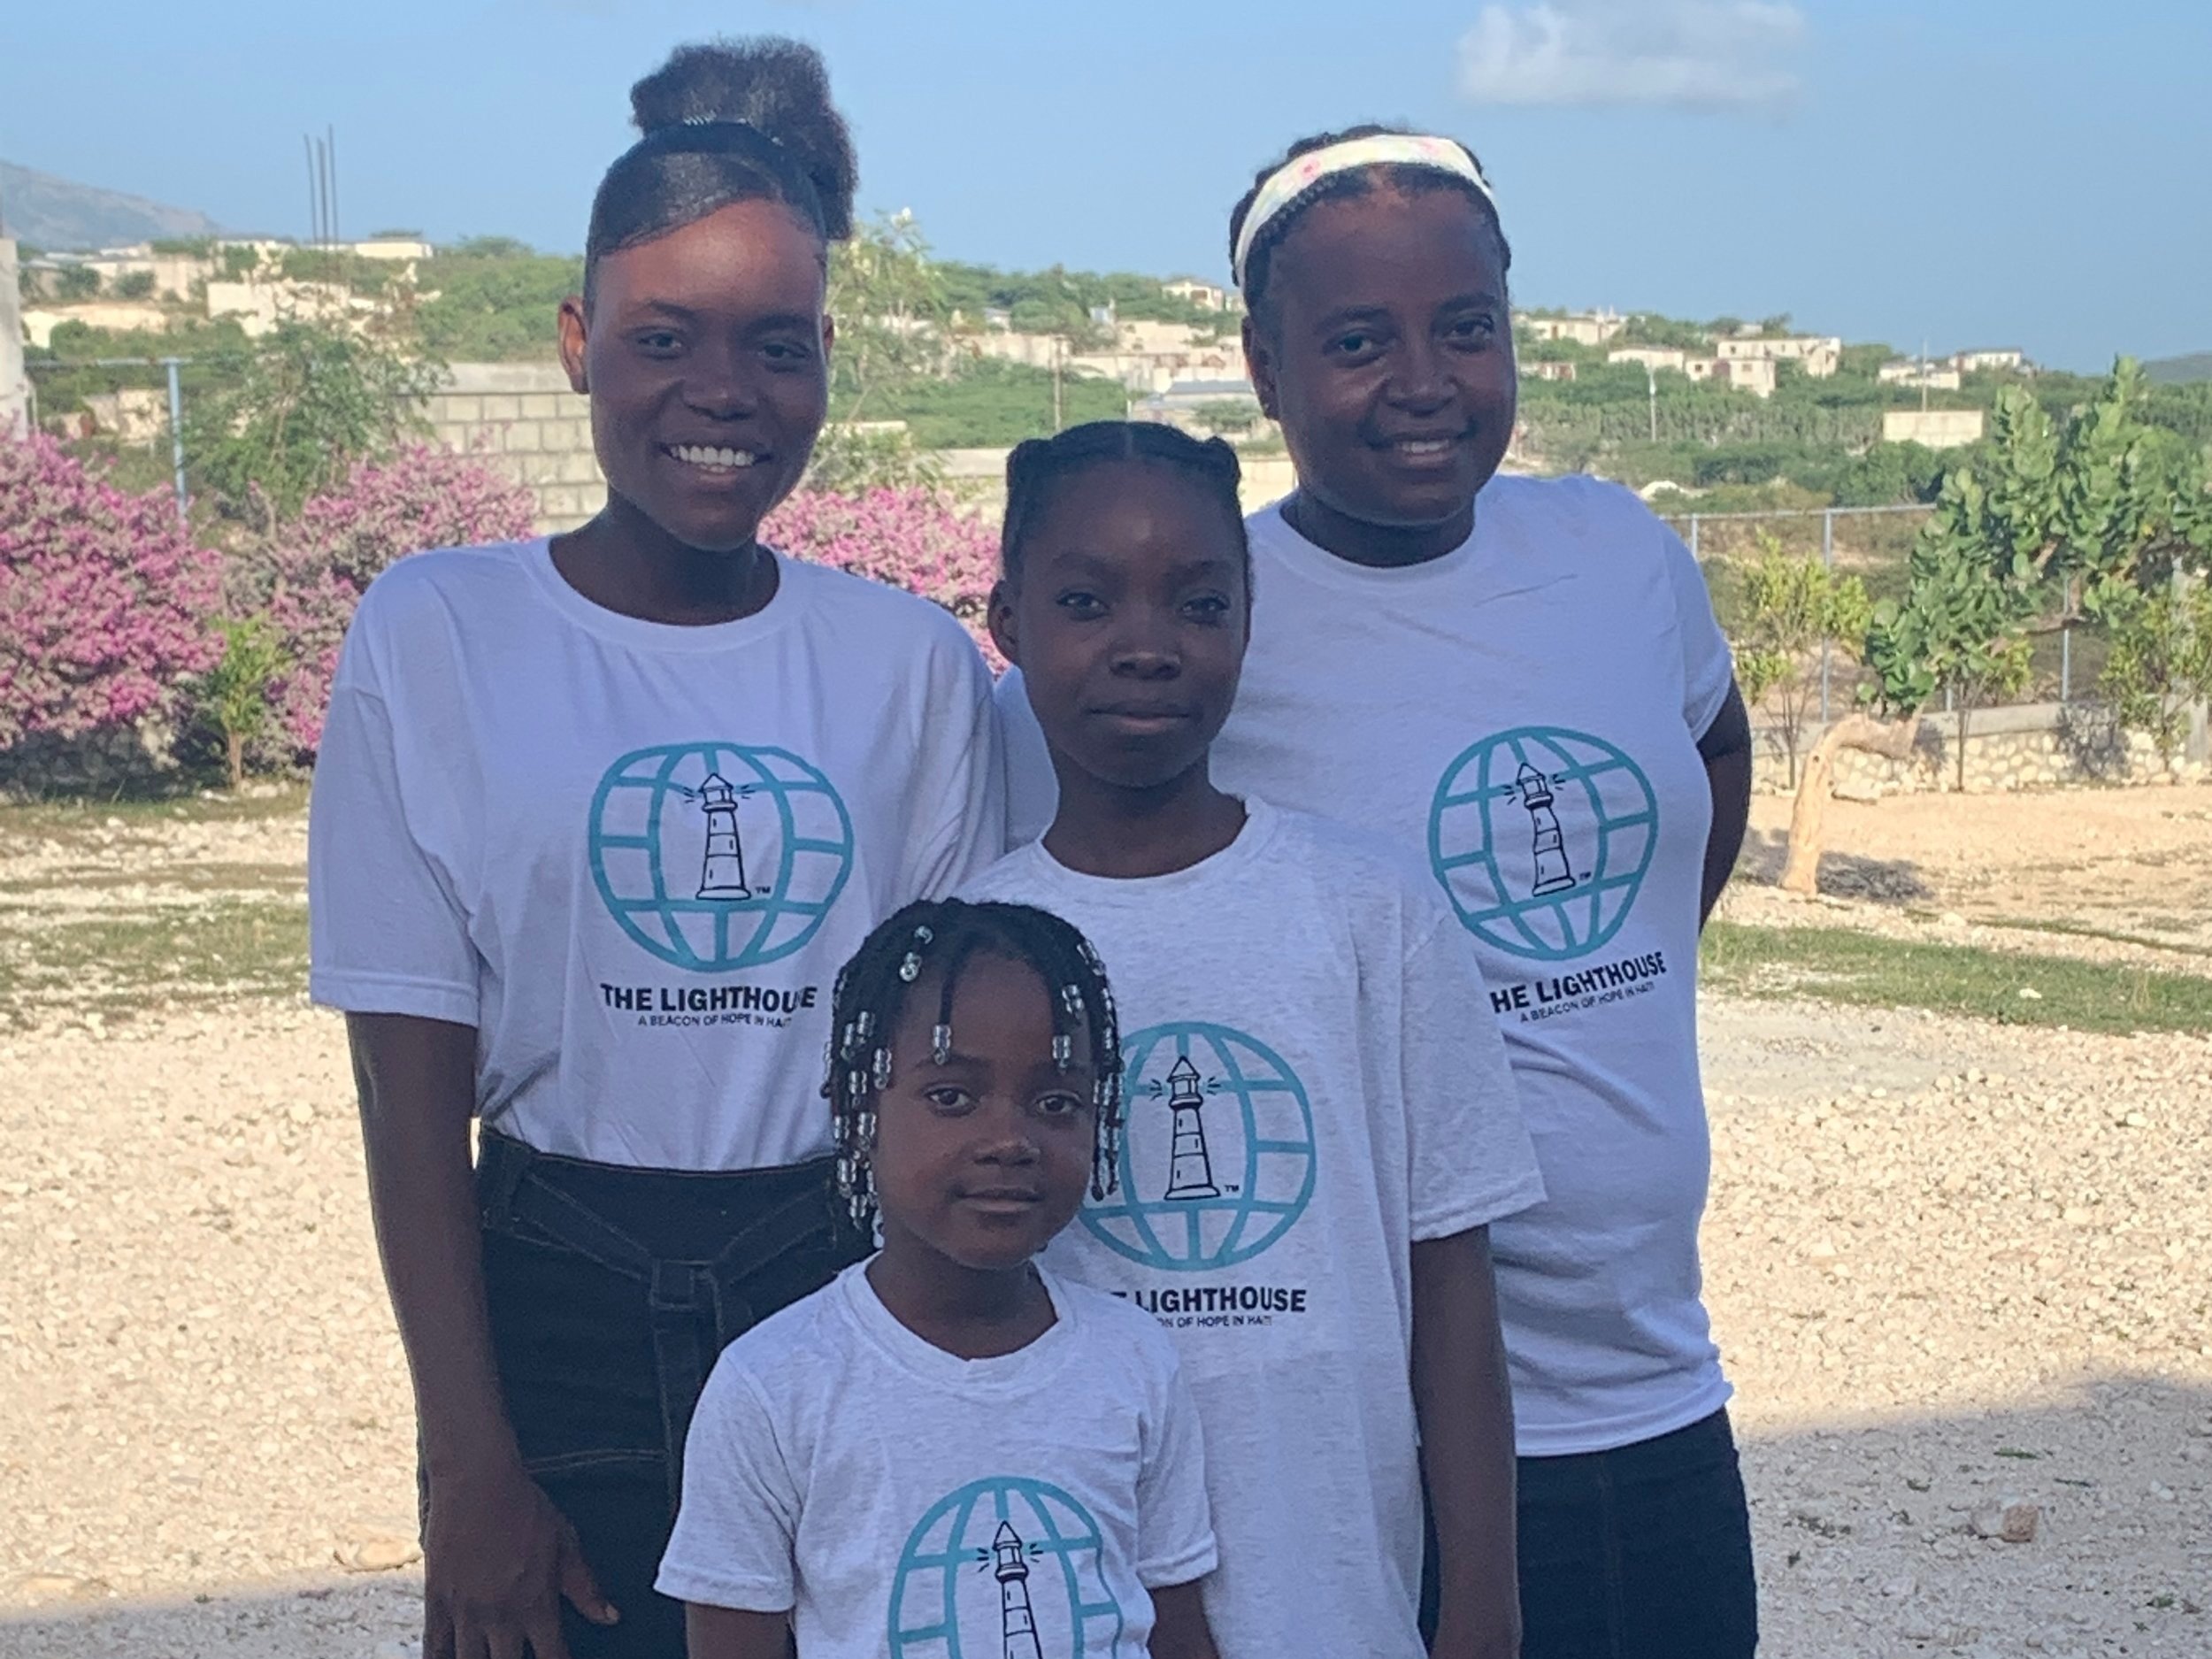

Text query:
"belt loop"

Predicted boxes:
[[476, 1130, 530, 1228]]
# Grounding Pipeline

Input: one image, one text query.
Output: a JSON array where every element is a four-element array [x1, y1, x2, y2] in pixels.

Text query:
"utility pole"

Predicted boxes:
[[1051, 335, 1064, 433], [1645, 363, 1658, 443], [0, 190, 27, 434]]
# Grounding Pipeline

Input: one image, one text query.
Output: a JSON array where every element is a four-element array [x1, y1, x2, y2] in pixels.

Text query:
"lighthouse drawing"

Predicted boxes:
[[1161, 1056, 1220, 1202], [991, 1521, 1044, 1659], [1515, 761, 1578, 897], [693, 772, 753, 900]]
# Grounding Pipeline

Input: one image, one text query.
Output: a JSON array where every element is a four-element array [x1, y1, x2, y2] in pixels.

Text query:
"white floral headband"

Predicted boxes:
[[1231, 133, 1496, 290]]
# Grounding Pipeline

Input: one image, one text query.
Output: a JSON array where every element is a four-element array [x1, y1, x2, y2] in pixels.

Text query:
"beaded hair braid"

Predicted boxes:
[[825, 899, 1124, 1235]]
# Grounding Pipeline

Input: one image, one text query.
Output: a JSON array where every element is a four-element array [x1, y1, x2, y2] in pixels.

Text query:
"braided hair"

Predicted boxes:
[[1000, 419, 1249, 588], [1228, 125, 1510, 330], [825, 899, 1124, 1236], [584, 36, 859, 309]]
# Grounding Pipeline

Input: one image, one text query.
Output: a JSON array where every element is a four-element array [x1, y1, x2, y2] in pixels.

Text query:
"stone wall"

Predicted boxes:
[[422, 363, 601, 533], [1755, 701, 2211, 798]]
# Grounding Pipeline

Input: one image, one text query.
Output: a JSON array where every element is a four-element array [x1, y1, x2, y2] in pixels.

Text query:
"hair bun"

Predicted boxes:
[[627, 36, 856, 238]]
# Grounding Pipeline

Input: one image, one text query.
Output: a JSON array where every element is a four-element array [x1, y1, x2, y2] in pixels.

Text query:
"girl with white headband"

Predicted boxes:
[[1002, 124, 1758, 1659]]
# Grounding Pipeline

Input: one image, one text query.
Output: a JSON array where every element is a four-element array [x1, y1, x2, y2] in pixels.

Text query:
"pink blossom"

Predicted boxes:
[[0, 433, 224, 749], [765, 488, 1003, 670]]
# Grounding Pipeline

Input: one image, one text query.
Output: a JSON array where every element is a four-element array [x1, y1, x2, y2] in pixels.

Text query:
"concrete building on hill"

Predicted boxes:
[[1521, 359, 1578, 381], [1609, 346, 1692, 373], [1522, 310, 1625, 348], [1949, 347, 2027, 373], [1716, 334, 1841, 379], [1883, 408, 1985, 449], [1685, 355, 1778, 397], [1879, 359, 1962, 391], [1163, 277, 1235, 312]]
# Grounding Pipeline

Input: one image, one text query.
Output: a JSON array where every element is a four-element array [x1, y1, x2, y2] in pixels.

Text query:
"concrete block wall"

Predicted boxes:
[[422, 364, 602, 532], [1755, 701, 2209, 798]]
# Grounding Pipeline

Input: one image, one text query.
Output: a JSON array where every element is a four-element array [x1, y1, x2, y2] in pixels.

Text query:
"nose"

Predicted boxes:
[[972, 1111, 1041, 1166], [1108, 606, 1182, 680], [1386, 333, 1454, 414], [680, 340, 760, 421]]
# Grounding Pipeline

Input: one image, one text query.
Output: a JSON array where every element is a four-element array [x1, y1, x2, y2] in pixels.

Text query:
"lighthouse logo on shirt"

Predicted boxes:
[[1428, 726, 1658, 964], [888, 1477, 1128, 1658], [588, 741, 854, 972], [1083, 1022, 1317, 1274]]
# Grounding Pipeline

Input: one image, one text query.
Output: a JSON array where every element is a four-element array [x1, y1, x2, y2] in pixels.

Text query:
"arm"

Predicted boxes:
[[348, 1012, 615, 1659], [1695, 680, 1754, 927], [1411, 1227, 1519, 1659], [685, 1606, 797, 1659], [1148, 1580, 1219, 1659]]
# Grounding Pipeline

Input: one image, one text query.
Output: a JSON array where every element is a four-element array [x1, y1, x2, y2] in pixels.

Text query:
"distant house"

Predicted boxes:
[[1609, 347, 1691, 373], [349, 237, 435, 263], [1878, 360, 1962, 391], [1685, 355, 1778, 398], [1133, 374, 1265, 435], [1522, 310, 1625, 348], [1716, 334, 1841, 379], [1949, 348, 2027, 374], [1883, 408, 1985, 449], [1164, 277, 1234, 313], [1521, 359, 1578, 381]]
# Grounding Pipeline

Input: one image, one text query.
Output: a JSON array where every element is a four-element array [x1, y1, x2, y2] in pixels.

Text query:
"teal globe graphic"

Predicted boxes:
[[588, 741, 853, 972], [1428, 726, 1657, 964], [1083, 1022, 1316, 1272], [889, 1477, 1127, 1659]]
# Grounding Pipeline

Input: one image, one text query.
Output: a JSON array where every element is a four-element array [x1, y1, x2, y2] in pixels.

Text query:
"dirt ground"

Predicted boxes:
[[2, 787, 2208, 1658]]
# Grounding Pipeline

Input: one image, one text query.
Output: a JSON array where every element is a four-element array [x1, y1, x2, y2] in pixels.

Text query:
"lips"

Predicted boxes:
[[1375, 430, 1474, 462], [959, 1187, 1045, 1210], [1092, 703, 1197, 726], [663, 442, 764, 472]]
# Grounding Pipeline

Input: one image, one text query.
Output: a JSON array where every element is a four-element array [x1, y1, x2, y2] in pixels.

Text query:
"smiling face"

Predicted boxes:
[[990, 457, 1249, 795], [557, 197, 832, 555], [1247, 184, 1517, 545], [870, 952, 1099, 1274]]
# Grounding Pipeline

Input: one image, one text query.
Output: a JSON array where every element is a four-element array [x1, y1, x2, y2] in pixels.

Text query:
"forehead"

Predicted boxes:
[[1270, 184, 1505, 318], [1022, 459, 1245, 564], [593, 197, 826, 318]]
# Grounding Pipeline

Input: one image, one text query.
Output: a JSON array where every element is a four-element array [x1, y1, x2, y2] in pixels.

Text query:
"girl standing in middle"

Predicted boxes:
[[964, 421, 1544, 1659]]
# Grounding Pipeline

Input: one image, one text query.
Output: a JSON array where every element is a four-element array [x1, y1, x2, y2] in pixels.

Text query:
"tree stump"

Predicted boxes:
[[1779, 714, 1922, 896]]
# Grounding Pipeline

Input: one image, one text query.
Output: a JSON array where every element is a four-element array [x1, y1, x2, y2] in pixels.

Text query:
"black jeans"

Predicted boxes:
[[453, 1132, 863, 1659], [1516, 1408, 1760, 1659]]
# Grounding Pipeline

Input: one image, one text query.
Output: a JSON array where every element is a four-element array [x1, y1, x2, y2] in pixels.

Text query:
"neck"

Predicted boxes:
[[866, 1237, 1054, 1361], [1043, 757, 1245, 879], [1282, 486, 1474, 570], [549, 493, 779, 625]]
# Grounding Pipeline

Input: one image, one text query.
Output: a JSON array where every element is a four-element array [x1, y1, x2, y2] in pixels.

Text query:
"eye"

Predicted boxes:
[[1329, 329, 1379, 359], [634, 329, 682, 356], [1056, 590, 1106, 618], [1447, 315, 1497, 348], [922, 1086, 976, 1116], [1032, 1091, 1088, 1119], [762, 336, 816, 365], [1182, 594, 1233, 624]]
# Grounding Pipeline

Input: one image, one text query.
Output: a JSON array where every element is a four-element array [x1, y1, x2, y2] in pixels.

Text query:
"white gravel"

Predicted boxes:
[[1, 991, 2206, 1657]]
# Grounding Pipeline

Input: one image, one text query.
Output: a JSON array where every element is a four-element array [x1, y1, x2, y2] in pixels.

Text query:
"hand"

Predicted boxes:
[[423, 1457, 618, 1659]]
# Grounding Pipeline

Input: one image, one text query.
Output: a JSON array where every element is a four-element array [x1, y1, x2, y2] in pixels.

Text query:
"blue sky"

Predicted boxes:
[[3, 0, 2205, 370]]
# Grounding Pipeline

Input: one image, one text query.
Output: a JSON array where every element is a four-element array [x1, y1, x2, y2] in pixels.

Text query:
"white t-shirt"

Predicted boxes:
[[309, 538, 1002, 1171], [657, 1261, 1217, 1658], [998, 476, 1737, 1458], [962, 802, 1543, 1659]]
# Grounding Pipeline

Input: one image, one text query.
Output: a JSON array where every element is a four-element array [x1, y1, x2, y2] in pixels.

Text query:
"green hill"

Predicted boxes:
[[2145, 353, 2212, 386]]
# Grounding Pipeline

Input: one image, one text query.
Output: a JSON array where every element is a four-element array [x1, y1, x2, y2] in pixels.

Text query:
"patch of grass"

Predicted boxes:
[[1700, 921, 2212, 1035], [0, 782, 310, 840], [1978, 914, 2212, 959], [0, 897, 308, 1029]]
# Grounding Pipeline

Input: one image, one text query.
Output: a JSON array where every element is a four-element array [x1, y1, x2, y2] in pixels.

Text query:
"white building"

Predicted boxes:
[[1609, 347, 1692, 373], [1883, 408, 1985, 449], [1685, 355, 1778, 398], [1522, 310, 1626, 348], [1949, 348, 2027, 373], [1715, 334, 1842, 379], [1878, 360, 1962, 391], [1164, 277, 1234, 312]]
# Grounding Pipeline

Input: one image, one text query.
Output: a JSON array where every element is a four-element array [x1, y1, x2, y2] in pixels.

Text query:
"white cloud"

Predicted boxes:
[[1457, 1, 1807, 111]]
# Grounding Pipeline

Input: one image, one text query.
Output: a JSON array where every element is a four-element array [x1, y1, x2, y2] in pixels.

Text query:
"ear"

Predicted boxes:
[[1243, 313, 1281, 421], [820, 312, 836, 364], [557, 296, 590, 395], [987, 578, 1022, 671]]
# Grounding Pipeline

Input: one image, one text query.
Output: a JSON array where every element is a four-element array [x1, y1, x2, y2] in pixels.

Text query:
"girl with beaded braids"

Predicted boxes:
[[310, 37, 1002, 1659], [978, 420, 1543, 1659], [660, 901, 1222, 1659], [1005, 129, 1761, 1659]]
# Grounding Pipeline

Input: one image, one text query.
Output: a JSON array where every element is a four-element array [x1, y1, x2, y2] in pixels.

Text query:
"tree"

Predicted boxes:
[[810, 211, 949, 492], [185, 318, 445, 518], [114, 270, 157, 301], [198, 616, 285, 789], [1730, 534, 1871, 787], [54, 265, 99, 301], [2100, 579, 2212, 773]]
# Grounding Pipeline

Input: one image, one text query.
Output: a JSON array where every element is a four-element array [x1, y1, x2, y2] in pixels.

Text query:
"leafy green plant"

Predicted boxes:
[[199, 616, 286, 789], [2100, 580, 2212, 773], [1731, 533, 1872, 787]]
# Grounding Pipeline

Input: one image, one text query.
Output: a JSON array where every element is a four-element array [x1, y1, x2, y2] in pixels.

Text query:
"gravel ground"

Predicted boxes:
[[4, 997, 2205, 1658], [3, 777, 2208, 1657]]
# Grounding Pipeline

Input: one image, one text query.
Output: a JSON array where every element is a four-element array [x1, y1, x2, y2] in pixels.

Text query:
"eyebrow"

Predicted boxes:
[[1044, 549, 1240, 580], [618, 301, 819, 333], [1313, 292, 1504, 333]]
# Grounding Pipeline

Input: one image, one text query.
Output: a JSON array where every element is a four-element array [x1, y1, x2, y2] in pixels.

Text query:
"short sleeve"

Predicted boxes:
[[657, 1358, 801, 1611], [307, 641, 480, 1025], [994, 668, 1059, 849], [903, 634, 1009, 901], [1134, 1345, 1218, 1589], [1401, 913, 1547, 1241], [1658, 517, 1734, 739]]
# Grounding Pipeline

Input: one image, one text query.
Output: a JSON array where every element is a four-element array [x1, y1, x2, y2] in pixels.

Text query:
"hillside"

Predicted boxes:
[[0, 160, 221, 251], [2145, 352, 2212, 386]]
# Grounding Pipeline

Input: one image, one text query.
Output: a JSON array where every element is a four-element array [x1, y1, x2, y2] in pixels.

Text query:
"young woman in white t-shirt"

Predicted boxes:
[[660, 898, 1219, 1658], [308, 40, 1000, 1659], [1214, 129, 1757, 1659]]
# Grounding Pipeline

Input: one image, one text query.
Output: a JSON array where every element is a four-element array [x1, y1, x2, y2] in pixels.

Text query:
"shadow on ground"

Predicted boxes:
[[1736, 827, 1935, 904], [6, 1380, 2206, 1659]]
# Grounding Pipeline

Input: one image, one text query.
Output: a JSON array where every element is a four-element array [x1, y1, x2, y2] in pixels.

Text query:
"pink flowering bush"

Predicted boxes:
[[0, 433, 224, 750], [261, 446, 536, 753], [766, 487, 1004, 669]]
